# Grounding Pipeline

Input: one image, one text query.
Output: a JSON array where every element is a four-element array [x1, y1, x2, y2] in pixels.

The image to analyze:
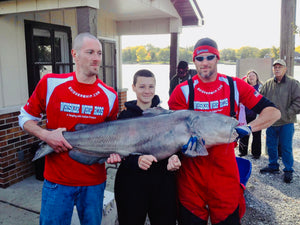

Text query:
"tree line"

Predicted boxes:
[[122, 44, 300, 64]]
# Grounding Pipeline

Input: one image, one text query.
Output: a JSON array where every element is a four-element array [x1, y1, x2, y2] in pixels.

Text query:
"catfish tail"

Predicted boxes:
[[32, 142, 54, 161]]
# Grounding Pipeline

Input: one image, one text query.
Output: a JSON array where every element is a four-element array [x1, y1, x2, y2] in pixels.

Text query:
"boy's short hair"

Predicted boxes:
[[133, 69, 156, 85]]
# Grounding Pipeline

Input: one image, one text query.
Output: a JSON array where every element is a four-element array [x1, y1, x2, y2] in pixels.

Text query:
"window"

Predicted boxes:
[[99, 39, 117, 90], [25, 20, 72, 96]]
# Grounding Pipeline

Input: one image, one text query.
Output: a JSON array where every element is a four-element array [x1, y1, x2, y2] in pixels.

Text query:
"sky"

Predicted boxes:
[[121, 0, 300, 50]]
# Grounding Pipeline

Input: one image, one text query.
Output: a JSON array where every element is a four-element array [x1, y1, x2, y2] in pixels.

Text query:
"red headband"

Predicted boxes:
[[193, 45, 220, 61]]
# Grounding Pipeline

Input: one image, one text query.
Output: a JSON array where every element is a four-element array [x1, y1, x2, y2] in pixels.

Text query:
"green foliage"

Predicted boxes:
[[292, 23, 299, 35], [220, 48, 236, 62], [136, 46, 149, 62], [258, 48, 272, 58], [122, 48, 133, 62], [179, 47, 193, 62], [122, 46, 139, 63], [236, 46, 260, 59], [157, 48, 170, 63], [122, 44, 298, 64], [146, 44, 160, 62], [271, 46, 280, 59]]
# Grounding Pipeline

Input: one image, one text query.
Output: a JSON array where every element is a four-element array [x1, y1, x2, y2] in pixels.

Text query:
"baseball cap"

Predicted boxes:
[[273, 59, 286, 67], [178, 61, 188, 70]]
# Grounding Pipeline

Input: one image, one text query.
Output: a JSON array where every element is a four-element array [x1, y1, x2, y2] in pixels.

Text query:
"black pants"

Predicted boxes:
[[178, 203, 241, 225], [239, 117, 261, 157], [114, 161, 177, 225]]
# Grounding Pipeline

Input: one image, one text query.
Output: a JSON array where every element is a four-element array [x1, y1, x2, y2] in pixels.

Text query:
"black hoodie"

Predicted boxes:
[[117, 95, 170, 172]]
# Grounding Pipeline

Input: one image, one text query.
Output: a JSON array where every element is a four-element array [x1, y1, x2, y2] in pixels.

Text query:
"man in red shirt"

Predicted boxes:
[[168, 38, 280, 225], [19, 32, 121, 225]]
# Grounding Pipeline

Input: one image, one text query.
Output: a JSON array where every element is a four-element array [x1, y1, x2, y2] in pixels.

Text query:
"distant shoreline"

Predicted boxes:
[[123, 62, 300, 66]]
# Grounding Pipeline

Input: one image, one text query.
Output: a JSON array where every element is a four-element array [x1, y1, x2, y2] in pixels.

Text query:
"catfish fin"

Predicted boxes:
[[129, 152, 143, 156], [196, 138, 209, 156], [182, 137, 208, 157], [143, 107, 173, 117], [69, 149, 107, 165]]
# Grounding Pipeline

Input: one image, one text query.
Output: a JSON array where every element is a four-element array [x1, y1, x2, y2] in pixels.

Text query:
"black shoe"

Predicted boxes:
[[252, 155, 260, 159], [239, 153, 247, 157], [284, 171, 293, 183], [260, 166, 280, 174]]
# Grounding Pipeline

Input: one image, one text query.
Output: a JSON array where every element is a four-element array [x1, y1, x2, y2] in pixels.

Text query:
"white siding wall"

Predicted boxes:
[[98, 9, 117, 38], [0, 9, 71, 112], [0, 14, 27, 109], [0, 0, 181, 112], [0, 7, 119, 111], [0, 0, 99, 15]]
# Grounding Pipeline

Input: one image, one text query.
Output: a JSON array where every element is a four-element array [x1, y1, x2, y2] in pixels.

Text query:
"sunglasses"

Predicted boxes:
[[178, 69, 188, 74], [195, 55, 216, 62]]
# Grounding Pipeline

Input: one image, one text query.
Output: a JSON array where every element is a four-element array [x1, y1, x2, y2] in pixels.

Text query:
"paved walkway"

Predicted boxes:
[[0, 166, 118, 225]]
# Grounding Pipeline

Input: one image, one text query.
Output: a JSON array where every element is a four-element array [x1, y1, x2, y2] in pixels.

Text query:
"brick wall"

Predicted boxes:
[[0, 111, 42, 188], [118, 89, 127, 112], [0, 90, 127, 188]]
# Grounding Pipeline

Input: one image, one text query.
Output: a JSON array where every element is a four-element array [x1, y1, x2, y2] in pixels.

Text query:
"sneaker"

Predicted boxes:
[[260, 166, 280, 174], [284, 171, 293, 183], [252, 155, 260, 159]]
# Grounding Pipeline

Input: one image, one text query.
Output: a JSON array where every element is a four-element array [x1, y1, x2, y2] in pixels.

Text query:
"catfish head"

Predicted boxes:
[[186, 110, 239, 148]]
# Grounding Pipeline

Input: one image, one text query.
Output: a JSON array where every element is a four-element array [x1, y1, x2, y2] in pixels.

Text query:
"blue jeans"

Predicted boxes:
[[266, 124, 294, 172], [40, 179, 106, 225]]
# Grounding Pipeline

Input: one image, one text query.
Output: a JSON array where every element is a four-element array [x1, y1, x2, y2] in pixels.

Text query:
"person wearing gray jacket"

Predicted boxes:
[[260, 59, 300, 183]]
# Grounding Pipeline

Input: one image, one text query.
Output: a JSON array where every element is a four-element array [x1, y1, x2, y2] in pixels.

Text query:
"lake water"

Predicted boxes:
[[122, 64, 300, 109]]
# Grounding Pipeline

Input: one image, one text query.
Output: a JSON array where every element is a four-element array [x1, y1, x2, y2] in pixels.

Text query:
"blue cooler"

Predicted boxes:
[[236, 157, 252, 186]]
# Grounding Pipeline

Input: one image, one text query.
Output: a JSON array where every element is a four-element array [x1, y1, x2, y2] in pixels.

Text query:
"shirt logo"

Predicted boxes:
[[194, 98, 228, 111], [194, 101, 209, 110], [61, 102, 104, 116], [68, 87, 101, 98], [197, 85, 223, 95], [60, 102, 80, 113]]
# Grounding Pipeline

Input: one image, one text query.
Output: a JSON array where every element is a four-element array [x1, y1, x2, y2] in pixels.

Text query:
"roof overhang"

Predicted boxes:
[[99, 0, 204, 35], [172, 0, 204, 26], [99, 0, 203, 26], [0, 0, 204, 34]]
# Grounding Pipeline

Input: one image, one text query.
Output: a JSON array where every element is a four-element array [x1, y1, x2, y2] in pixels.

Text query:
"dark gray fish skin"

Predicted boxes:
[[32, 108, 239, 165]]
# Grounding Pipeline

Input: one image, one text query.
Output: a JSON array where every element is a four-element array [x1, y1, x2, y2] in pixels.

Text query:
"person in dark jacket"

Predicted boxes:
[[239, 70, 263, 159], [114, 69, 181, 225], [260, 59, 300, 183], [169, 61, 197, 96]]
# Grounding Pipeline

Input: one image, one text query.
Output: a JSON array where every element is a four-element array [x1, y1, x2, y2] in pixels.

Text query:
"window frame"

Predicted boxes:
[[24, 20, 73, 96], [99, 39, 117, 91]]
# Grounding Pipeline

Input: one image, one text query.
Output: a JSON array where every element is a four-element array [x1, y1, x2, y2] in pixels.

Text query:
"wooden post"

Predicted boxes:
[[170, 32, 179, 80], [280, 0, 296, 76], [76, 7, 97, 36]]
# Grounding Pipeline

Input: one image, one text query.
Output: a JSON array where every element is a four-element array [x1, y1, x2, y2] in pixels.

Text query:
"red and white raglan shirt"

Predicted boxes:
[[19, 72, 118, 186], [168, 73, 263, 224]]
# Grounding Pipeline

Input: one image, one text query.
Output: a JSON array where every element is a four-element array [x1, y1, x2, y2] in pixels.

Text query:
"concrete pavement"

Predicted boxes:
[[0, 166, 118, 225]]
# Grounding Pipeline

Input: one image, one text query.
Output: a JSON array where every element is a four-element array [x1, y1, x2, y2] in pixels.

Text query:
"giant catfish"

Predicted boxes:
[[32, 108, 239, 165]]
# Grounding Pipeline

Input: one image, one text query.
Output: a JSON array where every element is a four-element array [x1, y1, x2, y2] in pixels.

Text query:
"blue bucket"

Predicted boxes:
[[236, 157, 252, 186]]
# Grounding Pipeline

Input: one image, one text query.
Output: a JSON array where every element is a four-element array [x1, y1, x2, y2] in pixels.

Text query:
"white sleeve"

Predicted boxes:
[[18, 107, 42, 129]]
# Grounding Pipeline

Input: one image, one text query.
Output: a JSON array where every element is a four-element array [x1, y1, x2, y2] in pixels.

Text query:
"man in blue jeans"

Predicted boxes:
[[18, 32, 121, 224], [260, 59, 300, 183]]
